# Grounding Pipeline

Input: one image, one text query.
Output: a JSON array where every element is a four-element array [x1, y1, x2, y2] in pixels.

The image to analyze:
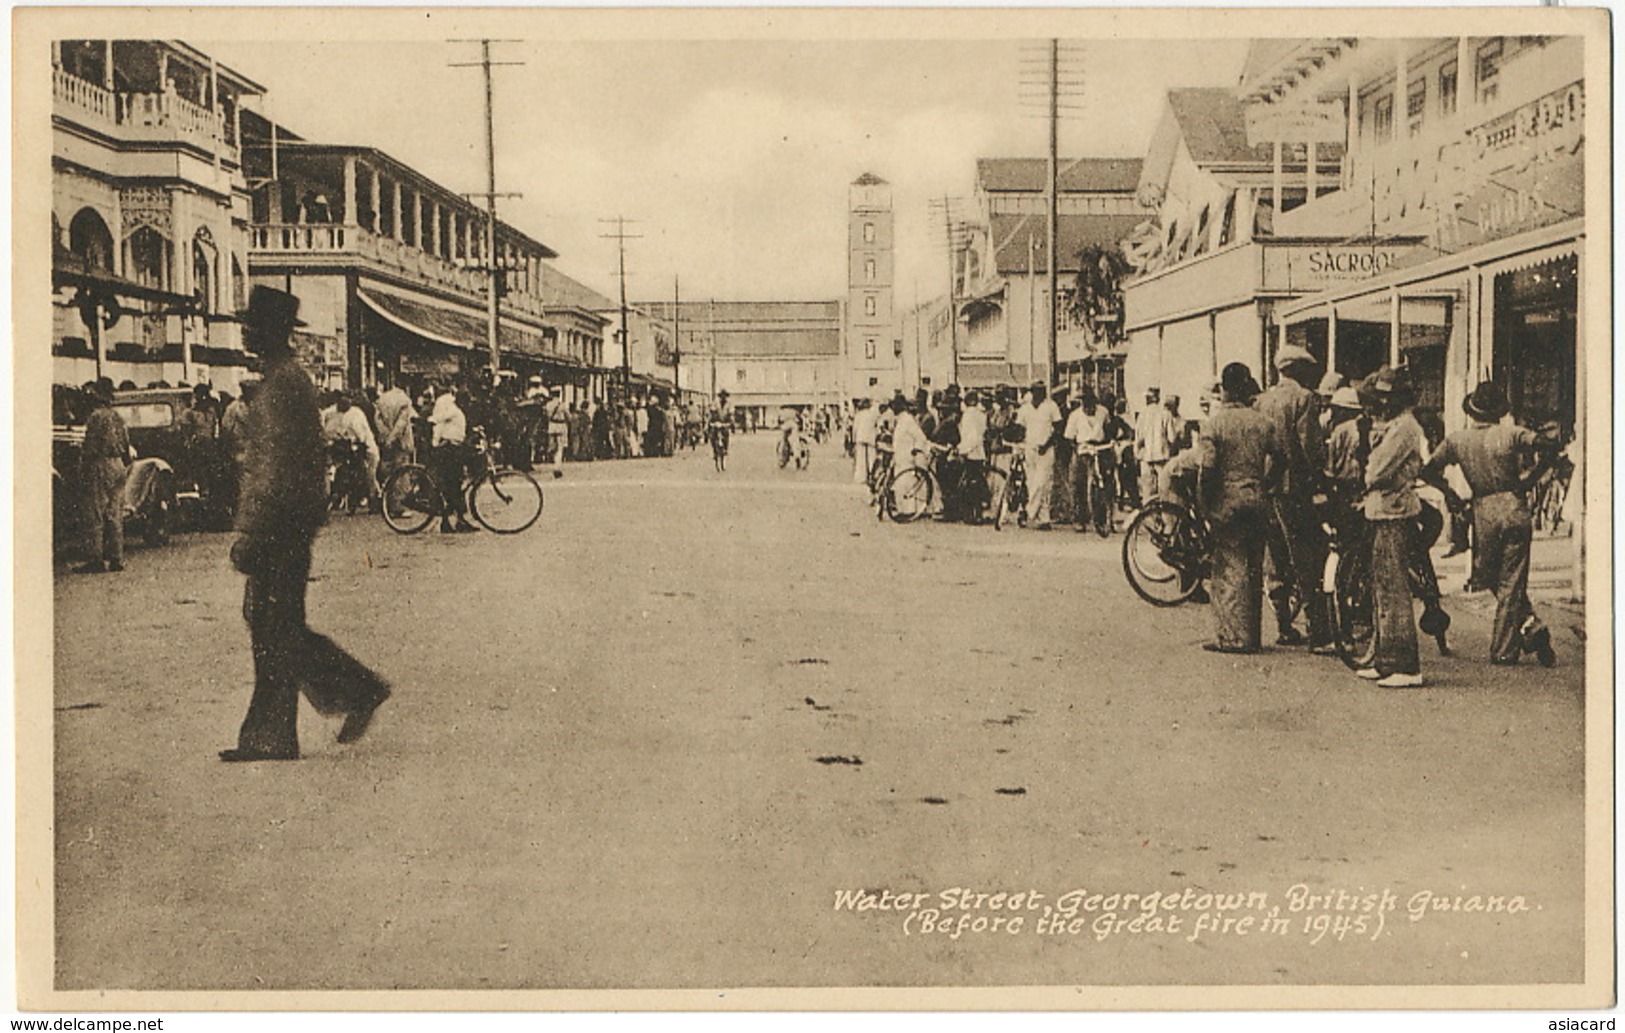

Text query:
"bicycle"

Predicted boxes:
[[1076, 442, 1115, 538], [875, 452, 936, 523], [992, 450, 1029, 531], [380, 428, 543, 535], [708, 421, 731, 472], [1326, 501, 1452, 669], [1121, 498, 1210, 606]]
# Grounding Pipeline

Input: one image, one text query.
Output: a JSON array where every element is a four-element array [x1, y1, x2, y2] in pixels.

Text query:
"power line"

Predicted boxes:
[[599, 217, 644, 396]]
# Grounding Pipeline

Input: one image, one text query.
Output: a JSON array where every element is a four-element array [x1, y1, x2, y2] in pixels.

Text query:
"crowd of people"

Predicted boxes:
[[849, 345, 1567, 689]]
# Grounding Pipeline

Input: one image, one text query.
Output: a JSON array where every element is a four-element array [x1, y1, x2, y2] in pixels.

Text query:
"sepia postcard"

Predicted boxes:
[[13, 4, 1613, 1015]]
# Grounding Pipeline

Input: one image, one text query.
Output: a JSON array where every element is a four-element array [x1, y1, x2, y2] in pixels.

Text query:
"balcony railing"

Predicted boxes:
[[54, 69, 233, 156], [250, 222, 549, 319]]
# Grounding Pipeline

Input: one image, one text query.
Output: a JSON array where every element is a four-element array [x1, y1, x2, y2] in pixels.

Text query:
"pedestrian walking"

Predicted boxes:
[[1197, 363, 1280, 654], [1014, 381, 1063, 529], [852, 398, 878, 485], [74, 378, 130, 574], [1420, 381, 1560, 667], [222, 287, 390, 762], [1256, 344, 1332, 650], [429, 383, 478, 534], [545, 389, 570, 478], [1356, 366, 1428, 688]]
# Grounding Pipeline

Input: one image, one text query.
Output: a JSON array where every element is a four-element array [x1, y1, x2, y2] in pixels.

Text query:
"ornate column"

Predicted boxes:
[[342, 155, 357, 227], [431, 202, 443, 258], [370, 166, 382, 232], [411, 190, 423, 250], [390, 179, 403, 242]]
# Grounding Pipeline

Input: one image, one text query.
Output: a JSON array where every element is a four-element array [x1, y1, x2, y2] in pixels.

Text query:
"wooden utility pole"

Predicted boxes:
[[450, 39, 524, 372], [599, 217, 642, 396], [1046, 37, 1060, 389], [938, 196, 960, 387], [672, 276, 681, 397]]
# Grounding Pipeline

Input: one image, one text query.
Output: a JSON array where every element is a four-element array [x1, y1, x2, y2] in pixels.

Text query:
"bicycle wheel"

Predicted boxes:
[[1090, 469, 1112, 537], [1121, 501, 1206, 607], [469, 469, 543, 534], [381, 465, 440, 535], [887, 467, 934, 523], [981, 467, 1007, 525], [1329, 550, 1376, 670]]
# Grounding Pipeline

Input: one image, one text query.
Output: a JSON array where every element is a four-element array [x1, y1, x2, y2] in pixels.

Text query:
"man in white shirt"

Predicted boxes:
[[1065, 388, 1113, 532], [958, 390, 990, 522], [324, 393, 380, 505], [428, 385, 476, 533], [852, 399, 879, 485], [1015, 381, 1063, 529], [890, 396, 930, 472], [1134, 387, 1174, 501]]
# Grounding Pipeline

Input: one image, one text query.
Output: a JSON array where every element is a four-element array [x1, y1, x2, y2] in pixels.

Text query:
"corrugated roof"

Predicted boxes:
[[1166, 88, 1272, 165], [989, 213, 1149, 276], [541, 265, 615, 315], [977, 158, 1144, 194]]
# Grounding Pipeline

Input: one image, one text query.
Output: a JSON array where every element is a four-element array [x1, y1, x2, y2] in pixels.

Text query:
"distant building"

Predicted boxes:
[[51, 40, 264, 389], [845, 173, 898, 398], [639, 301, 843, 421], [950, 157, 1155, 397], [598, 302, 678, 401]]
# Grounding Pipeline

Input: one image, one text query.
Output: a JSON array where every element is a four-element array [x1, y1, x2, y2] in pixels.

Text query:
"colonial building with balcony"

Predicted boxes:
[[950, 157, 1155, 398], [51, 40, 263, 389], [241, 127, 605, 398], [1118, 84, 1408, 416], [1244, 33, 1589, 597]]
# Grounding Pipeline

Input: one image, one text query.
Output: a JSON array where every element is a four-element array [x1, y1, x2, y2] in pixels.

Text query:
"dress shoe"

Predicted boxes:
[[552, 470, 564, 480], [1276, 628, 1307, 647], [105, 561, 125, 572], [72, 560, 106, 574], [1377, 671, 1426, 689], [1202, 642, 1258, 655], [1526, 627, 1558, 668], [452, 521, 479, 534], [219, 746, 299, 762], [1354, 667, 1383, 681], [337, 688, 391, 745], [1310, 642, 1339, 657]]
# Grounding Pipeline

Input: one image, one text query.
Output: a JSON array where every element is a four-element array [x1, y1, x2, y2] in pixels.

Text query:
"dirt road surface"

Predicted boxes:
[[51, 434, 1586, 992]]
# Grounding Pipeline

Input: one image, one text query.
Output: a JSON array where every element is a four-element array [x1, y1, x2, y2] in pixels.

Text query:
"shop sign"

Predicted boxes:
[[400, 353, 460, 375], [1267, 245, 1417, 292], [1245, 101, 1345, 147]]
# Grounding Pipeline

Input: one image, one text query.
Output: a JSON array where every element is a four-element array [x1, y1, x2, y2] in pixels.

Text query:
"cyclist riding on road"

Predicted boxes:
[[776, 406, 808, 468], [708, 390, 733, 472]]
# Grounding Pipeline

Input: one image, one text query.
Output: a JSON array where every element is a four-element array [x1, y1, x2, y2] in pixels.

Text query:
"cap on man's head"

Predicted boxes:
[[1330, 386, 1362, 411], [240, 285, 306, 329], [1317, 371, 1345, 398], [1274, 344, 1316, 370]]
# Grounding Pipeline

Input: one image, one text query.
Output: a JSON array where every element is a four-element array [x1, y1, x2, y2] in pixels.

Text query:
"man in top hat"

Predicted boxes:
[[1421, 381, 1561, 666], [75, 377, 129, 573], [1256, 342, 1332, 650], [222, 286, 391, 762]]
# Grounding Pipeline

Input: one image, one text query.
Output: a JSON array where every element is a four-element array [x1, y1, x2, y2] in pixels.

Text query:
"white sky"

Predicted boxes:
[[201, 38, 1250, 305]]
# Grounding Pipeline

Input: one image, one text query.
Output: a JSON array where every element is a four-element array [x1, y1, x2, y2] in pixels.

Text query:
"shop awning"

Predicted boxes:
[[53, 244, 195, 309], [359, 289, 546, 356]]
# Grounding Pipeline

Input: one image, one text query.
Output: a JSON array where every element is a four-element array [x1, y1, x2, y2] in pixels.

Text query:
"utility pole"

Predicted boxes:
[[599, 217, 642, 397], [1027, 233, 1038, 381], [672, 275, 681, 398], [1046, 37, 1060, 390], [451, 39, 524, 372], [708, 299, 718, 401], [936, 196, 961, 387]]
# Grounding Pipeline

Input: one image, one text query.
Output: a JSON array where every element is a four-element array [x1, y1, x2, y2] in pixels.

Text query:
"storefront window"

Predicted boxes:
[[1493, 255, 1577, 436], [1397, 296, 1452, 419], [1476, 39, 1504, 105], [1407, 77, 1427, 136], [1439, 60, 1458, 116]]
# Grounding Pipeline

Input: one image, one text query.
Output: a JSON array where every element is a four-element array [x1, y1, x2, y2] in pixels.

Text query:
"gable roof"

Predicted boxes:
[[977, 158, 1144, 195], [853, 171, 888, 186], [989, 213, 1148, 276], [1165, 88, 1272, 166]]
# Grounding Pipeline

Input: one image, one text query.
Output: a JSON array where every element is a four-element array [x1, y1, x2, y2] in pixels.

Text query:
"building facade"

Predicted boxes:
[[844, 173, 899, 397], [243, 129, 607, 399], [1247, 33, 1588, 594], [950, 158, 1155, 395], [51, 40, 264, 390], [642, 301, 843, 422]]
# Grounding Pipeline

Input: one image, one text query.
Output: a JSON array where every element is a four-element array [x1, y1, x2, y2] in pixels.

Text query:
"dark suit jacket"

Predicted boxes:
[[236, 354, 327, 548]]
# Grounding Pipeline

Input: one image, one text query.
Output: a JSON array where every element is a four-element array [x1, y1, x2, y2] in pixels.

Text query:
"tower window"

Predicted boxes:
[[862, 222, 875, 244], [865, 336, 877, 359], [864, 295, 877, 317], [864, 257, 876, 282]]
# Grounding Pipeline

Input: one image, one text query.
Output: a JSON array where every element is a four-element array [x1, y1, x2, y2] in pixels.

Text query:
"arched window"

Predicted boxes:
[[69, 207, 115, 272], [126, 226, 170, 291], [231, 255, 247, 312], [192, 229, 217, 313]]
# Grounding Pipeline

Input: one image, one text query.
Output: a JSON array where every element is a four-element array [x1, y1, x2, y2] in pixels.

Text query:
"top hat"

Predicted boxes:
[[240, 286, 306, 328], [1462, 381, 1510, 422]]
